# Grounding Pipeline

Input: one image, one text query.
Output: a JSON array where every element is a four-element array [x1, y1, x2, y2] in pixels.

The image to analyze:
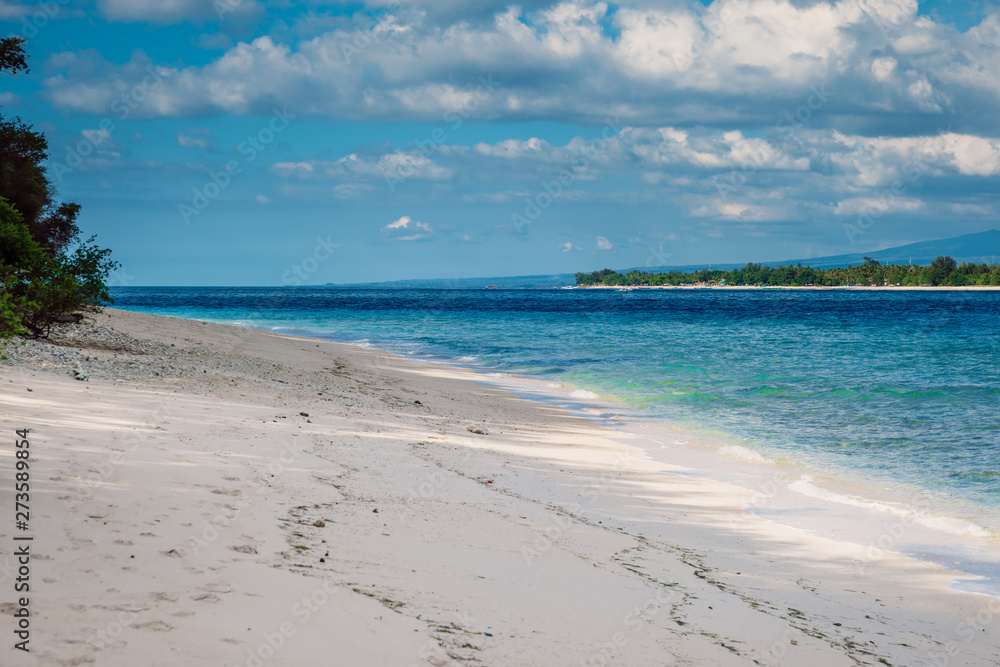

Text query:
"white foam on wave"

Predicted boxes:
[[789, 476, 993, 539], [719, 445, 769, 464], [569, 389, 599, 399]]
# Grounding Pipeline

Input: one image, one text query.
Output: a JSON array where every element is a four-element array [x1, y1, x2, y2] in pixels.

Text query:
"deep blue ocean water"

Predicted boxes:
[[111, 287, 1000, 563]]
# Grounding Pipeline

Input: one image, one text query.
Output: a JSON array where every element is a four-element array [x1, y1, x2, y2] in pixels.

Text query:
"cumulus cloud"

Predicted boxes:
[[272, 152, 452, 184], [176, 128, 218, 151], [39, 0, 1000, 134], [381, 215, 433, 241], [596, 236, 613, 250], [264, 124, 1000, 225]]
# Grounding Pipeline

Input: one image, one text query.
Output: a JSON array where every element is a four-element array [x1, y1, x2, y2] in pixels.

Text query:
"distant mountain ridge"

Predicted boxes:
[[638, 229, 1000, 273], [339, 229, 1000, 288]]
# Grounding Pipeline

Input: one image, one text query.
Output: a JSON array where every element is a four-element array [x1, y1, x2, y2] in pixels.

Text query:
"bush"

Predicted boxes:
[[0, 198, 117, 339], [16, 238, 116, 338]]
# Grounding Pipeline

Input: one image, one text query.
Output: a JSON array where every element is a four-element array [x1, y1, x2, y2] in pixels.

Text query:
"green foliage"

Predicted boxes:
[[0, 40, 117, 341], [13, 238, 116, 339], [574, 256, 1000, 288], [0, 200, 37, 340], [0, 37, 28, 75]]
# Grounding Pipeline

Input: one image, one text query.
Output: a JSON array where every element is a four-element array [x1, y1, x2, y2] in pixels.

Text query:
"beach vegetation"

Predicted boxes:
[[0, 38, 117, 340], [575, 257, 1000, 288]]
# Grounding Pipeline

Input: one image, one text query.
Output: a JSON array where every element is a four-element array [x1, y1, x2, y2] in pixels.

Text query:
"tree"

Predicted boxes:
[[928, 255, 957, 286], [0, 199, 39, 339], [0, 38, 118, 339], [0, 37, 28, 74]]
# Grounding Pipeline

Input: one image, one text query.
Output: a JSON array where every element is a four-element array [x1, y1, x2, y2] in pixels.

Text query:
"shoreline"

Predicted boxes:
[[428, 358, 1000, 598], [571, 284, 1000, 291], [2, 309, 999, 665]]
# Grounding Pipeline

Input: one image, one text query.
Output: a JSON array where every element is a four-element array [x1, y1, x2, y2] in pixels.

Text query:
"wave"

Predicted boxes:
[[789, 476, 993, 539], [570, 389, 600, 399], [719, 445, 769, 464]]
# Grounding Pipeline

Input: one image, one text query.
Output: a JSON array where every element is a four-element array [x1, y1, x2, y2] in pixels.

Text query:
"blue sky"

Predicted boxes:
[[2, 0, 999, 285]]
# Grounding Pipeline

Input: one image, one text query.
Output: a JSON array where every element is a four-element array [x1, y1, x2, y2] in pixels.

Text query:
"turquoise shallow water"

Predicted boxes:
[[113, 286, 1000, 510], [113, 287, 1000, 587]]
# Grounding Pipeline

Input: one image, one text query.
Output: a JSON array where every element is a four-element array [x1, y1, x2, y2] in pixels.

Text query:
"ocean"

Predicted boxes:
[[111, 286, 1000, 594]]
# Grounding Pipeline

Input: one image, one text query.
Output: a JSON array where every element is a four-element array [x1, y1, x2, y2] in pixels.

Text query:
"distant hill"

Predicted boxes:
[[632, 230, 1000, 273], [338, 229, 1000, 287], [334, 273, 573, 289]]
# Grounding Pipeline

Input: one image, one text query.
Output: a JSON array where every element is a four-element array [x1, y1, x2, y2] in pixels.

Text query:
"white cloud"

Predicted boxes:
[[41, 1, 1000, 131], [333, 183, 374, 199], [385, 215, 413, 230], [947, 203, 992, 215], [596, 236, 613, 250], [0, 1, 28, 19], [176, 129, 218, 151], [272, 152, 452, 184], [833, 196, 925, 215], [561, 241, 581, 252], [381, 215, 433, 241], [255, 194, 270, 204], [96, 0, 261, 24]]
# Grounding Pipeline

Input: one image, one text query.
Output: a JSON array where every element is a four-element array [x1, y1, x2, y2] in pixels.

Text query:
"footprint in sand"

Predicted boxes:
[[228, 545, 258, 554], [136, 621, 174, 632], [192, 593, 221, 603], [160, 549, 185, 558], [150, 592, 179, 603], [201, 582, 233, 593]]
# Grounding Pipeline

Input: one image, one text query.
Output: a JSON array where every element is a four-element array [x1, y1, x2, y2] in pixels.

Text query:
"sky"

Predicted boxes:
[[1, 0, 999, 285]]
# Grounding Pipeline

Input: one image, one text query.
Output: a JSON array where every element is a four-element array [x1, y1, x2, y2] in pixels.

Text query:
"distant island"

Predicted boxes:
[[576, 256, 1000, 288]]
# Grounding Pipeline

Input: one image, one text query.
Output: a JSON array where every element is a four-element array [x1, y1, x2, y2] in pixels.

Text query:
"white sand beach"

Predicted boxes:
[[1, 309, 997, 666]]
